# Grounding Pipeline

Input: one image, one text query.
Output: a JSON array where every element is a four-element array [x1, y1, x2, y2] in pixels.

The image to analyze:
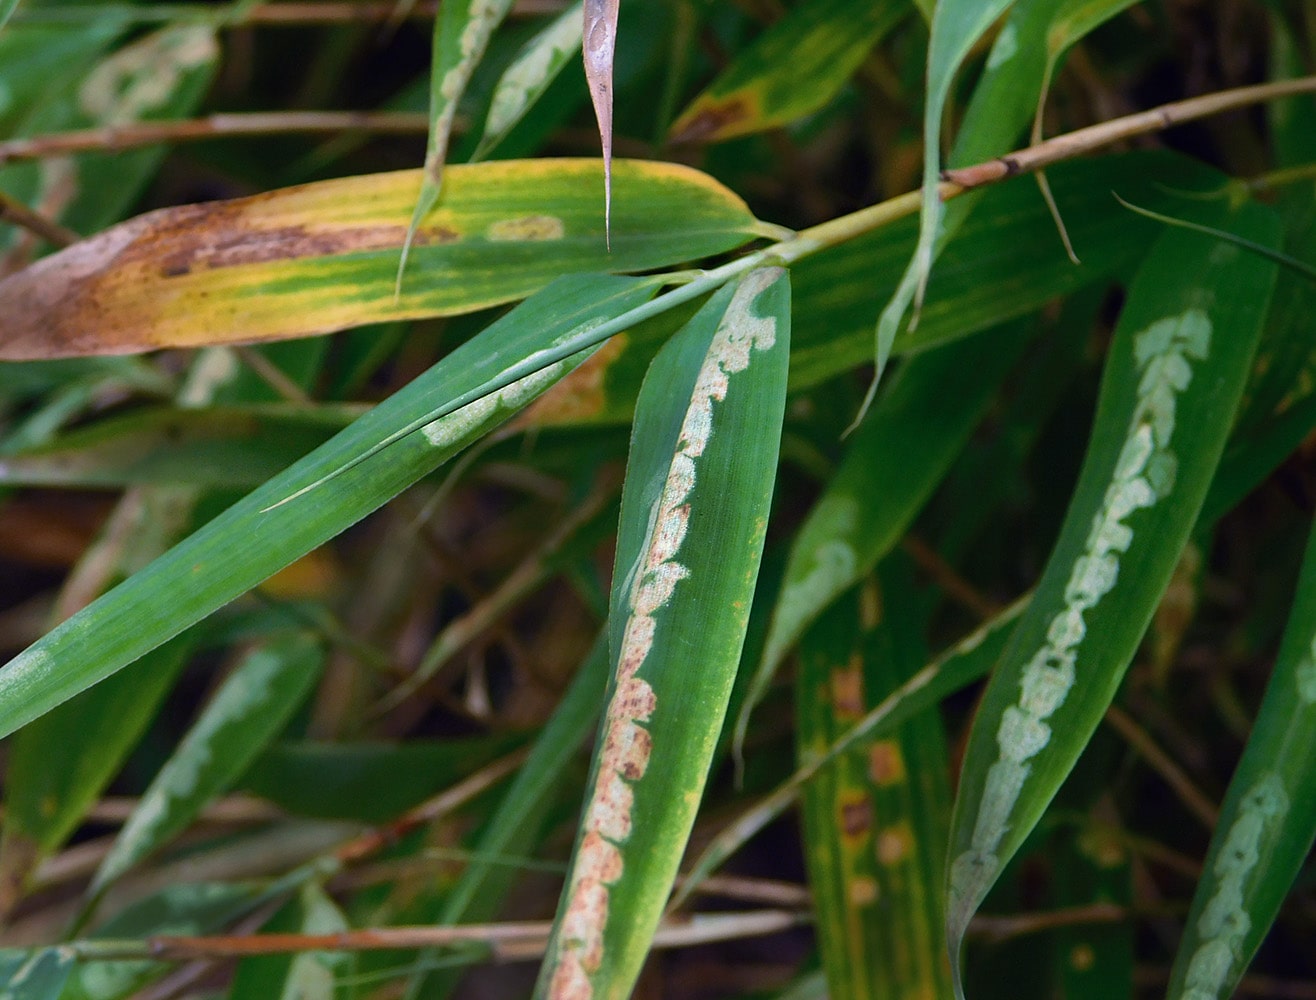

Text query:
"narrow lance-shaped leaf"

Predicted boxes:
[[475, 0, 584, 159], [864, 0, 1015, 410], [734, 320, 1030, 760], [944, 204, 1282, 992], [1166, 515, 1316, 1000], [797, 577, 954, 1000], [90, 633, 325, 895], [667, 0, 906, 144], [582, 0, 619, 243], [399, 0, 514, 286], [0, 274, 660, 741], [0, 159, 759, 359], [535, 267, 791, 1000]]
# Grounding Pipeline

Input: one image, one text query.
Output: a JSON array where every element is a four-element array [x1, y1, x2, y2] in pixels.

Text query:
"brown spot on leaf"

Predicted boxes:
[[1069, 943, 1096, 972], [549, 952, 593, 1000], [830, 659, 865, 717], [577, 831, 624, 885], [669, 95, 754, 144], [840, 795, 872, 838], [868, 741, 906, 786], [849, 876, 879, 907], [591, 770, 635, 842], [876, 823, 913, 865], [610, 719, 652, 780]]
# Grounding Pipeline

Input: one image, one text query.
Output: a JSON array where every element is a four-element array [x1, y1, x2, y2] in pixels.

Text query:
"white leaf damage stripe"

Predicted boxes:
[[949, 308, 1212, 915], [548, 269, 780, 999]]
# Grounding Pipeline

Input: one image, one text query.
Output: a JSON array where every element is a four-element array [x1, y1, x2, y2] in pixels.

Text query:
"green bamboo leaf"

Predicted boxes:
[[963, 0, 1138, 257], [0, 405, 360, 488], [0, 0, 19, 33], [672, 594, 1026, 910], [797, 575, 953, 1000], [1166, 516, 1316, 1000], [667, 0, 907, 144], [474, 1, 583, 159], [400, 0, 514, 285], [0, 274, 659, 741], [865, 0, 1016, 407], [535, 267, 791, 1000], [0, 949, 75, 1000], [735, 321, 1030, 758], [945, 204, 1282, 990], [90, 633, 325, 895], [0, 637, 192, 914], [1203, 389, 1316, 525], [0, 160, 756, 359], [1044, 0, 1141, 72]]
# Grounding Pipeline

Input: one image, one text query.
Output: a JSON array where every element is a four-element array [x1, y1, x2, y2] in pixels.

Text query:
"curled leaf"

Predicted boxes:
[[583, 0, 619, 245]]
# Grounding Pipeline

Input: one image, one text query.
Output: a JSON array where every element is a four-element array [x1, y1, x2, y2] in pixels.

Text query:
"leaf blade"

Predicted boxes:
[[0, 274, 659, 741], [1166, 515, 1316, 1000], [535, 268, 791, 999], [90, 633, 325, 894], [944, 202, 1282, 988], [0, 160, 759, 359]]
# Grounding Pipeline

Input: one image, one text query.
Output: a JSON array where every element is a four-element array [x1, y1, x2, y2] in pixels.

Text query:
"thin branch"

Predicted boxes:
[[941, 76, 1316, 189], [10, 1, 564, 27], [332, 749, 529, 866], [1104, 703, 1219, 829], [0, 191, 79, 248], [71, 909, 805, 962], [0, 112, 430, 168]]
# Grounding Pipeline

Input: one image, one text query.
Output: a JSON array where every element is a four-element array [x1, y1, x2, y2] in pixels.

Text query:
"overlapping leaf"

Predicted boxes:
[[0, 274, 660, 740], [400, 0, 514, 281], [945, 203, 1282, 990], [90, 633, 325, 894], [535, 268, 790, 999], [0, 160, 759, 358], [735, 321, 1030, 756], [1166, 517, 1316, 1000]]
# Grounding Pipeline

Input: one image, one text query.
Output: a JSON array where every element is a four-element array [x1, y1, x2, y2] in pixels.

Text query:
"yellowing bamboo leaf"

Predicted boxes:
[[0, 159, 760, 359], [669, 0, 905, 144]]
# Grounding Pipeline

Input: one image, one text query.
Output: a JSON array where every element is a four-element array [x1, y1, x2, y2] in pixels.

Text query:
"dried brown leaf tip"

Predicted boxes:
[[582, 0, 618, 248]]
